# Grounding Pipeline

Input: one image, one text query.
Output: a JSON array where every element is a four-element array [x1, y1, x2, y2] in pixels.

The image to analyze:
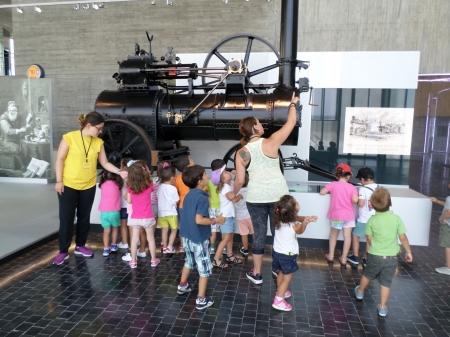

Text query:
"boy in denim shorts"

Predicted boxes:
[[354, 187, 413, 317], [430, 183, 450, 275], [347, 167, 378, 268], [177, 165, 225, 310]]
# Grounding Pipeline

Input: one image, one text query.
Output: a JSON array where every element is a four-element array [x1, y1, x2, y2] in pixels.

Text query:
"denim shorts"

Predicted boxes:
[[184, 238, 212, 277], [363, 253, 398, 288], [120, 208, 128, 220], [220, 217, 235, 234], [272, 251, 299, 275], [100, 211, 120, 228], [352, 221, 366, 238]]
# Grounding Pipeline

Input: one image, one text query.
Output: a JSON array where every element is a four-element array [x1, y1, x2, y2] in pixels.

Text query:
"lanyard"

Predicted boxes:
[[80, 130, 92, 163]]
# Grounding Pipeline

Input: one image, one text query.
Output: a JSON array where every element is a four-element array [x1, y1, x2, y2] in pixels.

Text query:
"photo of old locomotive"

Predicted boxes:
[[94, 0, 334, 180]]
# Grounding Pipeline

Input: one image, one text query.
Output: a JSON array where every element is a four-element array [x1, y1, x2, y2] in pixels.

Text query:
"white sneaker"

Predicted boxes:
[[167, 246, 176, 254], [435, 266, 450, 275], [122, 252, 146, 261], [117, 242, 129, 249]]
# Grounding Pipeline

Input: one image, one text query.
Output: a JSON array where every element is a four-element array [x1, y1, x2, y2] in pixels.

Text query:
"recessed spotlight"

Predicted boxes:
[[83, 3, 89, 9], [34, 6, 42, 12], [151, 0, 156, 4], [98, 2, 104, 8], [167, 0, 173, 5], [16, 7, 23, 13], [93, 3, 99, 9], [223, 0, 228, 3], [73, 4, 79, 10]]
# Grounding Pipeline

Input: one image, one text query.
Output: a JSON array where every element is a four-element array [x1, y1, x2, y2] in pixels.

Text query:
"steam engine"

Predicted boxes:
[[95, 0, 311, 169]]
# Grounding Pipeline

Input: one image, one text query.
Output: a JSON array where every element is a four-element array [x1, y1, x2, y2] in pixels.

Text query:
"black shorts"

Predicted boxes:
[[363, 253, 398, 288], [120, 208, 128, 220]]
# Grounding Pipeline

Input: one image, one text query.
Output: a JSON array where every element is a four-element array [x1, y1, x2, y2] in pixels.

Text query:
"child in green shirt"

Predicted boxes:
[[354, 187, 413, 317]]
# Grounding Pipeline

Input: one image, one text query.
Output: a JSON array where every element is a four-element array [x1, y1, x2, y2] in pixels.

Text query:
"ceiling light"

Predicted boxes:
[[93, 3, 99, 9], [223, 0, 228, 3], [151, 0, 156, 4], [16, 7, 23, 13], [83, 3, 89, 9], [167, 0, 173, 5], [34, 6, 42, 12], [98, 2, 104, 8], [266, 0, 271, 2], [73, 3, 79, 10]]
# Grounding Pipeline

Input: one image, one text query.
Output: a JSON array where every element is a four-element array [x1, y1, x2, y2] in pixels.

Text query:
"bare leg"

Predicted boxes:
[[145, 225, 157, 260], [328, 227, 340, 257], [179, 237, 184, 248], [130, 227, 140, 262], [226, 235, 234, 256], [111, 227, 118, 245], [358, 275, 371, 293], [168, 228, 178, 247], [276, 272, 293, 298], [139, 228, 146, 253], [241, 234, 249, 250], [352, 234, 360, 257], [341, 227, 353, 260], [120, 218, 128, 244], [445, 247, 450, 268], [180, 266, 191, 283], [379, 285, 391, 309], [253, 254, 263, 274], [161, 227, 169, 248], [103, 227, 111, 248], [198, 276, 209, 298], [214, 234, 230, 264]]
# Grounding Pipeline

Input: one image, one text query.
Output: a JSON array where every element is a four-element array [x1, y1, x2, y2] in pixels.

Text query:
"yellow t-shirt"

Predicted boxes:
[[62, 130, 104, 190]]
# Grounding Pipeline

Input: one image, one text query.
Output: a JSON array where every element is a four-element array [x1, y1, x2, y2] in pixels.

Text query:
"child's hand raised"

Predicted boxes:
[[215, 213, 226, 225], [304, 216, 318, 224]]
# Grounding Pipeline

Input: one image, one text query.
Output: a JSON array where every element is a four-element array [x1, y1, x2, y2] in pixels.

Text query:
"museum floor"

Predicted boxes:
[[1, 154, 450, 337]]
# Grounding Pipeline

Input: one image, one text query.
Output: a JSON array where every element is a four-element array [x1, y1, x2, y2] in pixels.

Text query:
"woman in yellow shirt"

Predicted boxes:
[[53, 111, 126, 265]]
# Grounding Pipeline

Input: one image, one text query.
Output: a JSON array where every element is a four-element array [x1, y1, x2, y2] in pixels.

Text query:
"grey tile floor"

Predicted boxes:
[[0, 154, 449, 337]]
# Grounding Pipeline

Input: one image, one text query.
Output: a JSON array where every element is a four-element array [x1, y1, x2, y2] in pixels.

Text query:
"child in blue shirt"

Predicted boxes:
[[177, 165, 225, 310]]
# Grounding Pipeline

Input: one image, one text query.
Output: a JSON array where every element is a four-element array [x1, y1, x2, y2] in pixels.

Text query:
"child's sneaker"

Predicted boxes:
[[53, 253, 69, 265], [239, 247, 249, 256], [347, 255, 359, 266], [110, 244, 118, 252], [137, 251, 147, 258], [103, 248, 111, 257], [246, 269, 263, 285], [179, 246, 185, 253], [354, 286, 364, 300], [151, 258, 160, 267], [129, 261, 137, 269], [74, 246, 93, 257], [272, 269, 280, 277], [272, 297, 292, 311], [162, 247, 170, 254], [117, 242, 129, 249], [209, 246, 216, 254], [167, 246, 176, 254], [362, 257, 367, 268], [377, 304, 388, 317], [177, 283, 192, 295], [435, 266, 450, 275], [196, 296, 214, 310], [275, 290, 292, 298]]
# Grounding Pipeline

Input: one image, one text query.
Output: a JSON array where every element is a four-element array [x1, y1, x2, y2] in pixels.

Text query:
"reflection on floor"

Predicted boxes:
[[0, 154, 450, 337]]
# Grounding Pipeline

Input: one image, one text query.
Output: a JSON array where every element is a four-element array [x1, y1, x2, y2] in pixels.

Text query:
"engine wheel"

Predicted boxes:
[[223, 142, 284, 174], [99, 119, 155, 172], [202, 34, 281, 94]]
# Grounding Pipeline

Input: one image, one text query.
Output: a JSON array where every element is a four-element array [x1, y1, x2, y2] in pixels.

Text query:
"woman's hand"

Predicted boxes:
[[120, 171, 128, 179], [291, 91, 300, 105], [55, 182, 64, 195]]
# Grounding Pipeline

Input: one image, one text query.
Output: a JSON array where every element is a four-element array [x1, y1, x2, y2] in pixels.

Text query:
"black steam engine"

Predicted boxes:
[[95, 0, 334, 179]]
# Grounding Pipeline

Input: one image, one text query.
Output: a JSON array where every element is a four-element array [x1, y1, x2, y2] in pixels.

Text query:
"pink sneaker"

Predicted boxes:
[[162, 247, 170, 254], [276, 290, 292, 299], [151, 258, 160, 267], [74, 246, 93, 257], [272, 297, 292, 311], [129, 261, 137, 269]]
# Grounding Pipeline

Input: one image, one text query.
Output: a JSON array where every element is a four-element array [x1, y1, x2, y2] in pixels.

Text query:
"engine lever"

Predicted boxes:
[[308, 87, 318, 107]]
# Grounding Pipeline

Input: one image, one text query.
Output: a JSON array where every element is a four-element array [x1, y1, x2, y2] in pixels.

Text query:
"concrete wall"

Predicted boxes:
[[6, 0, 450, 144]]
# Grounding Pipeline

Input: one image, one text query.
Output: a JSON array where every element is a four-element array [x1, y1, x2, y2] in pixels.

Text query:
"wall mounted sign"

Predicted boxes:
[[27, 64, 45, 79]]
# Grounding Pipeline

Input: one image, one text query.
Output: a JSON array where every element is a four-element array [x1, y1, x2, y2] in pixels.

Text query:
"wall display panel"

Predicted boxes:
[[342, 107, 414, 155], [0, 77, 53, 179]]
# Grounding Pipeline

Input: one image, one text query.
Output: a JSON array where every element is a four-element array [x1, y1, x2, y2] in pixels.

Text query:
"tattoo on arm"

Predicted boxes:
[[239, 149, 250, 163]]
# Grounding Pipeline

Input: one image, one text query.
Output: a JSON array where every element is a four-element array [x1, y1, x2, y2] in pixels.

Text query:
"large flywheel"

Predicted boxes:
[[100, 119, 155, 170]]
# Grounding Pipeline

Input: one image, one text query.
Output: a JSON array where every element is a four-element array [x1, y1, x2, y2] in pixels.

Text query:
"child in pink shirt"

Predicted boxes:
[[320, 164, 358, 266], [98, 171, 123, 257]]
